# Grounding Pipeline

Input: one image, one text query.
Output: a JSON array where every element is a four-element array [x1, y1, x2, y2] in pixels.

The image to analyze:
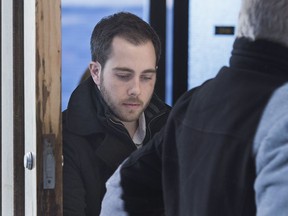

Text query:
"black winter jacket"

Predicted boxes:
[[114, 38, 288, 215], [62, 77, 170, 216]]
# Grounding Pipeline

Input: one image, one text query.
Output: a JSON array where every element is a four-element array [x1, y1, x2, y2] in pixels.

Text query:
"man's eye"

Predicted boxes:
[[116, 74, 130, 80], [141, 76, 152, 81]]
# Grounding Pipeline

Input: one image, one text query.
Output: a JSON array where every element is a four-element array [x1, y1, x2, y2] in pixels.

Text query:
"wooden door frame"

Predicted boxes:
[[0, 0, 2, 213], [24, 0, 62, 215], [1, 0, 62, 215], [1, 1, 15, 215], [13, 0, 25, 214], [34, 0, 62, 214]]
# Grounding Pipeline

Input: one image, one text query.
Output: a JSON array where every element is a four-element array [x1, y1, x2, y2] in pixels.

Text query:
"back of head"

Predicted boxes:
[[237, 0, 288, 47], [90, 12, 161, 68]]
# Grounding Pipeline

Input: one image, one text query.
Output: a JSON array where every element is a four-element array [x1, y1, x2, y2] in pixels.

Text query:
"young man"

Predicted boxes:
[[100, 0, 288, 215], [62, 12, 170, 216]]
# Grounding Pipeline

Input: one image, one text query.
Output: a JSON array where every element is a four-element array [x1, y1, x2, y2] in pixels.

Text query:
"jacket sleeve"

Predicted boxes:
[[253, 84, 288, 216], [100, 163, 128, 216], [63, 134, 87, 216], [100, 129, 165, 216]]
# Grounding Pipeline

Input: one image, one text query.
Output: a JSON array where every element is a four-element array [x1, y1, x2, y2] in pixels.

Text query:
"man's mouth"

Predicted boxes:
[[122, 100, 142, 108], [123, 102, 140, 107]]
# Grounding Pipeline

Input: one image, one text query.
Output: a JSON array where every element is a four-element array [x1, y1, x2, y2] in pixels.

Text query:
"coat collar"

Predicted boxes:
[[230, 38, 288, 77], [64, 77, 108, 135]]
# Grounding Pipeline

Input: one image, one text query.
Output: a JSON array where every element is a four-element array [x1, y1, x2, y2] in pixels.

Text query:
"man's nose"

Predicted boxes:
[[127, 78, 141, 97]]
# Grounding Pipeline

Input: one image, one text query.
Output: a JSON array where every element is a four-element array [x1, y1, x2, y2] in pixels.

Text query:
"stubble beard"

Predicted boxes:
[[100, 83, 148, 123]]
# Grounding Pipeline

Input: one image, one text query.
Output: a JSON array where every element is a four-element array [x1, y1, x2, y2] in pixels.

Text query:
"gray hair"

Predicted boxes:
[[237, 0, 288, 47]]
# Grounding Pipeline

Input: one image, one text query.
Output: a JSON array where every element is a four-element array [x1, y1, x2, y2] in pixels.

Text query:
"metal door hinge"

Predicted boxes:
[[43, 134, 56, 189]]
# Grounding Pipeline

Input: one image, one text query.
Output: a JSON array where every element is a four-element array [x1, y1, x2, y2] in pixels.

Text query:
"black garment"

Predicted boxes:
[[63, 77, 170, 216], [118, 38, 288, 215]]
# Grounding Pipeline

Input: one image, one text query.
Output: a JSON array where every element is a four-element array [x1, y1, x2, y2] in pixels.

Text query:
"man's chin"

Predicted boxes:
[[118, 113, 141, 122]]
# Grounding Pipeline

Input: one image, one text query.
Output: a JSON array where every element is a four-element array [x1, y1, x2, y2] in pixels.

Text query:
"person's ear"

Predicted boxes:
[[89, 61, 102, 88]]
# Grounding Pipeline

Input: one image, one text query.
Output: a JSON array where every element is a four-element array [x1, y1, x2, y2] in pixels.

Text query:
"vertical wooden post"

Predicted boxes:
[[35, 0, 62, 215], [24, 0, 62, 215]]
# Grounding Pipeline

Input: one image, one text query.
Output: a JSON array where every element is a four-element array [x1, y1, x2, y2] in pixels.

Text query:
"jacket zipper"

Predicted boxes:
[[108, 118, 132, 140], [108, 110, 168, 144], [145, 111, 168, 141]]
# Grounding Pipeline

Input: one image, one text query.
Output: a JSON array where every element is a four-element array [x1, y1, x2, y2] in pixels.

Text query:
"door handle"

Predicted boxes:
[[24, 152, 34, 170]]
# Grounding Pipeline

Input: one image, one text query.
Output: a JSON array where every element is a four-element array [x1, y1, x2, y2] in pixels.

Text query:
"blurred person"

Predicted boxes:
[[100, 0, 288, 215], [62, 12, 170, 216], [252, 82, 288, 216]]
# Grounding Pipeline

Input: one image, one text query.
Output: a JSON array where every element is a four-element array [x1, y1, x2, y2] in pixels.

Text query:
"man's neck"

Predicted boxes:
[[122, 120, 138, 138]]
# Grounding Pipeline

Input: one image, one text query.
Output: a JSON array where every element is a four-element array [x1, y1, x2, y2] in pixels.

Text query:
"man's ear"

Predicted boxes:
[[89, 61, 102, 87]]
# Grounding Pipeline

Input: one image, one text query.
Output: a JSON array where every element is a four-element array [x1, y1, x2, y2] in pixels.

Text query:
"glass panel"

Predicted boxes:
[[165, 0, 174, 105], [188, 0, 241, 89]]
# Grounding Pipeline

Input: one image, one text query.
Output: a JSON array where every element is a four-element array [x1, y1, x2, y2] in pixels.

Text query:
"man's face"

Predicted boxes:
[[90, 36, 157, 123]]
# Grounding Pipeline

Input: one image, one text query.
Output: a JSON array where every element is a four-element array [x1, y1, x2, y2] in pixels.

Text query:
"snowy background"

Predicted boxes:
[[61, 1, 146, 110]]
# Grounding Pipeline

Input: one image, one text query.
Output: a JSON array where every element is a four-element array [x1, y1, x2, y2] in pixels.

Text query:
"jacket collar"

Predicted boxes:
[[64, 77, 170, 136], [65, 77, 108, 135], [230, 37, 288, 77]]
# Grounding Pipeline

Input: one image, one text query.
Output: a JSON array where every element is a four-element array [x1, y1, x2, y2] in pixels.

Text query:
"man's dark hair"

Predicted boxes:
[[90, 12, 161, 68]]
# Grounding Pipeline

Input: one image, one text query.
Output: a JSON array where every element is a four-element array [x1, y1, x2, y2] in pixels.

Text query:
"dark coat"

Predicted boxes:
[[116, 38, 288, 215], [63, 77, 170, 216]]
